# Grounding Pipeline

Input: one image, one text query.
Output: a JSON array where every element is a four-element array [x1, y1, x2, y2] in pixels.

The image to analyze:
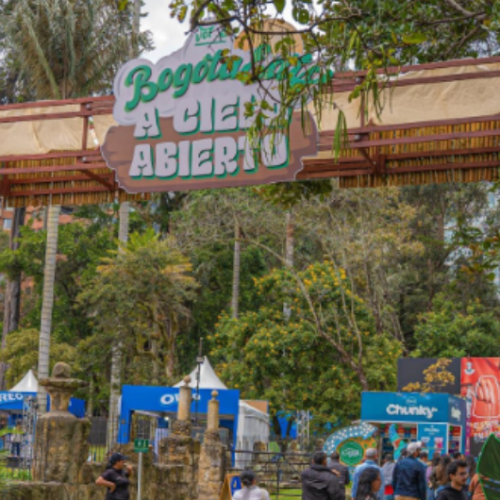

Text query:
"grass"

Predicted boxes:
[[271, 489, 302, 499]]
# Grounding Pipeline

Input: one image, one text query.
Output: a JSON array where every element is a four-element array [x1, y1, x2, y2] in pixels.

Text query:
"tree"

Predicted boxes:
[[164, 0, 499, 143], [210, 262, 401, 430], [413, 294, 500, 358], [79, 229, 198, 382], [0, 0, 151, 413]]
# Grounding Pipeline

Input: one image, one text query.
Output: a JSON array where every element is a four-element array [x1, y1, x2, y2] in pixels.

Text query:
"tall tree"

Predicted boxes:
[[0, 0, 150, 413], [0, 207, 25, 390]]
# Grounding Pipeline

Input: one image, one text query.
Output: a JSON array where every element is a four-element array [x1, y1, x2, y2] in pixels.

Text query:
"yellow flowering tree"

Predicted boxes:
[[210, 261, 401, 429]]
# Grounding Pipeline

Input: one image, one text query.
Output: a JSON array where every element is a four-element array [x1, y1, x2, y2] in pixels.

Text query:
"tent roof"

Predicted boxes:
[[9, 370, 38, 392], [175, 357, 227, 390]]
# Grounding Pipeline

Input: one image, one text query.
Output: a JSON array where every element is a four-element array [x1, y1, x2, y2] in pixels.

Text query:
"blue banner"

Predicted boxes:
[[418, 423, 448, 456], [118, 385, 240, 453], [361, 392, 449, 423], [0, 391, 85, 418]]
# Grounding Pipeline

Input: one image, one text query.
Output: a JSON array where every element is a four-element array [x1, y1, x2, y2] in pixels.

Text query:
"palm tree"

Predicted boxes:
[[0, 0, 149, 413]]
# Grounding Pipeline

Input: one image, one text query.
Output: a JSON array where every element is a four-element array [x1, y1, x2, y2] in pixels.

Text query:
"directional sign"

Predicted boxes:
[[134, 439, 149, 453]]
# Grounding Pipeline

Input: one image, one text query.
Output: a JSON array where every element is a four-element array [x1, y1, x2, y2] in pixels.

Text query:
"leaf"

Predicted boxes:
[[292, 7, 310, 25], [274, 0, 286, 14], [402, 33, 427, 44]]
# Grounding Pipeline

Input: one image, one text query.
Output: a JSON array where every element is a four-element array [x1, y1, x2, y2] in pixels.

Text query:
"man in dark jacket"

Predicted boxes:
[[436, 460, 468, 500], [302, 451, 343, 500], [328, 452, 350, 496], [393, 442, 427, 500]]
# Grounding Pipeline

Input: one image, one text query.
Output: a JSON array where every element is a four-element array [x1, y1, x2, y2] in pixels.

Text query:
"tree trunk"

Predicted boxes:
[[231, 220, 240, 319], [107, 201, 130, 448], [283, 211, 294, 319], [37, 205, 61, 415], [0, 207, 26, 389]]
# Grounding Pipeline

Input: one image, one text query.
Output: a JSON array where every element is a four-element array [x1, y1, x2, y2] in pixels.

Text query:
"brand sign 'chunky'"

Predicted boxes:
[[102, 24, 323, 193]]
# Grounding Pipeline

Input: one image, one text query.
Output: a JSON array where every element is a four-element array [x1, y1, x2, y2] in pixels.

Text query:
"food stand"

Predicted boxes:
[[361, 391, 467, 457]]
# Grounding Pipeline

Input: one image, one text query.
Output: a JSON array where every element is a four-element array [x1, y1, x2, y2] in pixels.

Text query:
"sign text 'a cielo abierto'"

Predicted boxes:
[[102, 25, 322, 193]]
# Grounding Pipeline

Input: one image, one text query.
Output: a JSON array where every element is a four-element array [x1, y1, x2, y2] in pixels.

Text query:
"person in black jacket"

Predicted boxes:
[[436, 460, 469, 500], [302, 451, 343, 500], [96, 453, 132, 500], [328, 451, 350, 496]]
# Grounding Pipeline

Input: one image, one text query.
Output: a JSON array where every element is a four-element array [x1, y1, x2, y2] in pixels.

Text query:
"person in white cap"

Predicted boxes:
[[393, 441, 427, 500], [351, 448, 385, 500]]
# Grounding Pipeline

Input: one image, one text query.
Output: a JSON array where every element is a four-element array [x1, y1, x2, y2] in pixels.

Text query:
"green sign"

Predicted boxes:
[[134, 439, 149, 453], [339, 441, 364, 467]]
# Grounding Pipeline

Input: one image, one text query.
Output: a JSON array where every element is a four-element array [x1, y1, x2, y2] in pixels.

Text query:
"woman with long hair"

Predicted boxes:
[[232, 470, 270, 500], [355, 468, 383, 500], [427, 453, 442, 500], [433, 455, 452, 498]]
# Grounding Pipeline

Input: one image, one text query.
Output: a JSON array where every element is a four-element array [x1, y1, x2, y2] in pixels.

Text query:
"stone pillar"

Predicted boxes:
[[158, 375, 200, 500], [32, 362, 90, 483], [198, 391, 226, 500], [177, 375, 192, 424]]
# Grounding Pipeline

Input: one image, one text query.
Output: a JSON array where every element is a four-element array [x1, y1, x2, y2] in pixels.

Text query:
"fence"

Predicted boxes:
[[230, 449, 311, 499]]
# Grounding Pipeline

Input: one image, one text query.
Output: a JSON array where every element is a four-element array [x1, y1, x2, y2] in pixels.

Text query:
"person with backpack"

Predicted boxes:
[[233, 470, 270, 500]]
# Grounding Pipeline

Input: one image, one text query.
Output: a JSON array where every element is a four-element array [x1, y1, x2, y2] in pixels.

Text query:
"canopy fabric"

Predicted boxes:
[[174, 357, 228, 390], [9, 370, 38, 392]]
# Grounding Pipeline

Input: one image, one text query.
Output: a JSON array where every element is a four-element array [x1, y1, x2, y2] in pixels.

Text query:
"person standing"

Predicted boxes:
[[382, 454, 396, 500], [302, 451, 343, 500], [96, 453, 132, 500], [10, 422, 23, 457], [328, 451, 350, 496], [436, 460, 468, 500], [393, 441, 427, 500], [469, 473, 485, 500], [352, 449, 385, 500], [355, 468, 383, 500], [427, 454, 441, 500], [233, 470, 271, 500]]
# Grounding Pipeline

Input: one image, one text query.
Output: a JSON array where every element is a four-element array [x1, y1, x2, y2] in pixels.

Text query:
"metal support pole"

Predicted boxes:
[[137, 452, 143, 500]]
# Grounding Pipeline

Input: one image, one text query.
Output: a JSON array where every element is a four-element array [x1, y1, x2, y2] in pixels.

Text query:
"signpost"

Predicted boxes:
[[134, 439, 149, 500]]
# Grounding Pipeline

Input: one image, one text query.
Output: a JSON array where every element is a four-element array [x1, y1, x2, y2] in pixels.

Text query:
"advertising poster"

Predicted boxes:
[[417, 423, 448, 456], [461, 358, 500, 456]]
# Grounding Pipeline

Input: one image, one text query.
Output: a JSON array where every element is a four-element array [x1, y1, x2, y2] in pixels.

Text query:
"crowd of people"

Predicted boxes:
[[298, 443, 484, 500]]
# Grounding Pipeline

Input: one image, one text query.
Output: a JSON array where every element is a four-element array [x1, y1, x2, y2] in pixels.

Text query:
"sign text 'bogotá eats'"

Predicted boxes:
[[102, 25, 322, 193]]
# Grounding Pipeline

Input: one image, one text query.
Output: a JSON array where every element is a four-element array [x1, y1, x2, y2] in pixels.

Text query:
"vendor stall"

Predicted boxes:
[[117, 384, 240, 453], [0, 370, 86, 418], [361, 391, 467, 457]]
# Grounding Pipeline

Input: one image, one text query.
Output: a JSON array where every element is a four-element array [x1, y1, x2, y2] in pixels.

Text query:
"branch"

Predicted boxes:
[[442, 0, 474, 16]]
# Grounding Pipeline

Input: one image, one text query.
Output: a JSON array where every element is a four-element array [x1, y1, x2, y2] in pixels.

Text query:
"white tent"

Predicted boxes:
[[9, 370, 38, 392], [174, 357, 227, 390], [175, 357, 269, 461]]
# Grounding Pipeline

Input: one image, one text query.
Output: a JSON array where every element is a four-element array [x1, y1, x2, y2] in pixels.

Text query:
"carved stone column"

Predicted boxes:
[[198, 391, 226, 500], [32, 362, 89, 483]]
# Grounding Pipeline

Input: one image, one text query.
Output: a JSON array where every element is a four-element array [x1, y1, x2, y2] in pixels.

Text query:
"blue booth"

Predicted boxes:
[[361, 391, 467, 457], [118, 385, 240, 454], [0, 391, 86, 418]]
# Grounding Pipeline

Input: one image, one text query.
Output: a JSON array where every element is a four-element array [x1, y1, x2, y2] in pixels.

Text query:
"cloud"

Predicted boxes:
[[141, 0, 188, 62]]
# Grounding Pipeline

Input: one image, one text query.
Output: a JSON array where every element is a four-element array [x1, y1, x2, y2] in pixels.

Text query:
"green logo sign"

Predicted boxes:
[[133, 438, 150, 453], [339, 441, 363, 466]]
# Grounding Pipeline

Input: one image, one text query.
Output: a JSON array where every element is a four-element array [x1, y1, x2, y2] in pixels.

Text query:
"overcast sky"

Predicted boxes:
[[141, 0, 190, 61]]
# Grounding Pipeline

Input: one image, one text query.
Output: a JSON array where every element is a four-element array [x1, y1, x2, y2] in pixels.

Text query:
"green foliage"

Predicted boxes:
[[0, 328, 76, 388], [79, 231, 198, 381], [0, 0, 152, 100], [413, 295, 500, 358], [210, 262, 400, 426]]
